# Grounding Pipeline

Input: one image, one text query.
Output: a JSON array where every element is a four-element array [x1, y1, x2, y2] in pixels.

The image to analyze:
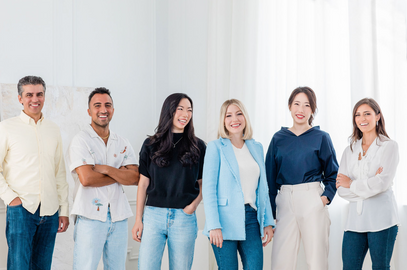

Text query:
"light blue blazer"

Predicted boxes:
[[202, 137, 275, 240]]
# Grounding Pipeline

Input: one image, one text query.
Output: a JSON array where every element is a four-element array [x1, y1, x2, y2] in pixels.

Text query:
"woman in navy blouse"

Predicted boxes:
[[266, 87, 338, 270]]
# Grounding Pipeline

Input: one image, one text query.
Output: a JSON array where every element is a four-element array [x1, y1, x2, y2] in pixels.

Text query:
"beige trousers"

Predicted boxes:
[[271, 182, 331, 270]]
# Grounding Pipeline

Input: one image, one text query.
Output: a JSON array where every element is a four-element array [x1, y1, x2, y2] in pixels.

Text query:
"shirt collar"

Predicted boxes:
[[85, 124, 117, 141], [19, 110, 44, 125]]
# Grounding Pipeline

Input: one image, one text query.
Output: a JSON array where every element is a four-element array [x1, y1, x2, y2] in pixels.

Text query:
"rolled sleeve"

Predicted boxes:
[[68, 137, 96, 173]]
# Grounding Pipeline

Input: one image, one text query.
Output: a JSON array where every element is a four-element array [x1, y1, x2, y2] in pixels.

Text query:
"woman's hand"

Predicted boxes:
[[183, 203, 197, 215], [132, 220, 143, 242], [262, 226, 274, 247], [209, 229, 223, 248], [376, 167, 383, 175], [336, 173, 352, 189], [320, 196, 329, 206]]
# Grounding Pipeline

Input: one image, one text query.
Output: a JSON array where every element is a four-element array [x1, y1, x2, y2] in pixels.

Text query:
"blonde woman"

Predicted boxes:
[[203, 99, 274, 269]]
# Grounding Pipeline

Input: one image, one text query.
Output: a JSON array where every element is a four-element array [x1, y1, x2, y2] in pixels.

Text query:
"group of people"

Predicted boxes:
[[0, 75, 399, 270]]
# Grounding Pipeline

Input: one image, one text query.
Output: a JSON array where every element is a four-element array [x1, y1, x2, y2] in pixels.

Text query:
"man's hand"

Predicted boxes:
[[93, 165, 110, 175], [9, 197, 22, 206], [58, 216, 69, 233]]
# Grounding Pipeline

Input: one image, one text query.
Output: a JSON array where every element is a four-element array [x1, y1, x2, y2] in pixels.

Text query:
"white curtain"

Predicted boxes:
[[206, 0, 407, 269]]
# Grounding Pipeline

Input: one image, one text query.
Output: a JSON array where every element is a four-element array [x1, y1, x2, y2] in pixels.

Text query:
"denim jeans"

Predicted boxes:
[[6, 204, 59, 270], [138, 206, 198, 270], [211, 204, 263, 270], [73, 210, 128, 270], [342, 225, 398, 270]]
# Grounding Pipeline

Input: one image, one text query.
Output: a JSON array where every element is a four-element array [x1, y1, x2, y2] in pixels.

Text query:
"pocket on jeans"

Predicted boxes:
[[7, 204, 23, 208], [181, 209, 195, 216]]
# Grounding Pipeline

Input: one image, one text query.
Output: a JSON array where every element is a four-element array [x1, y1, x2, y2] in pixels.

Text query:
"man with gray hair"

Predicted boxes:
[[0, 76, 69, 270]]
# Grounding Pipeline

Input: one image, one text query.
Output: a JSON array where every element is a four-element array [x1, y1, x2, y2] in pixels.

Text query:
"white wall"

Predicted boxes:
[[0, 0, 208, 269]]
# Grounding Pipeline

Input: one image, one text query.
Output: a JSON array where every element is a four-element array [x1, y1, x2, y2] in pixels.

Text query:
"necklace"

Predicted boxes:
[[101, 132, 110, 140], [172, 136, 183, 148]]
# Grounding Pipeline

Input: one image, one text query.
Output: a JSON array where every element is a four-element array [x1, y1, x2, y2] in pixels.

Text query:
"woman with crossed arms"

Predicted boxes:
[[336, 98, 399, 270]]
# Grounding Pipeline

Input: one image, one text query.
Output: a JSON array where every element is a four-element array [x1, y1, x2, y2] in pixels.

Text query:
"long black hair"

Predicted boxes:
[[149, 93, 200, 167]]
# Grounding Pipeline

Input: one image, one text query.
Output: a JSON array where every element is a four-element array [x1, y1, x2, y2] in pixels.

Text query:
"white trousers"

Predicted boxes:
[[271, 182, 331, 270]]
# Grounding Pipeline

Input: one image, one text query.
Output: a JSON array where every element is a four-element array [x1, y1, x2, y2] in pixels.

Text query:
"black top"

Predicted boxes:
[[139, 133, 206, 208]]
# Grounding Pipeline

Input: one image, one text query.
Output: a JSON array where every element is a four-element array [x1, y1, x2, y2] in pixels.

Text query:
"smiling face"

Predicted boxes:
[[289, 92, 312, 126], [88, 93, 114, 128], [354, 104, 380, 136], [18, 84, 45, 120], [172, 98, 192, 133], [224, 104, 246, 137]]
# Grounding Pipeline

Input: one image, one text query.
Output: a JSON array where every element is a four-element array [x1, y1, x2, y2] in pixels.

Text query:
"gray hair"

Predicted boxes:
[[17, 76, 46, 96]]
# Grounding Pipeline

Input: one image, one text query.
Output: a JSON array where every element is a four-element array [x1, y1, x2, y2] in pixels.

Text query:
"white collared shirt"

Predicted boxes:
[[0, 111, 69, 216], [338, 136, 400, 232], [68, 124, 137, 222]]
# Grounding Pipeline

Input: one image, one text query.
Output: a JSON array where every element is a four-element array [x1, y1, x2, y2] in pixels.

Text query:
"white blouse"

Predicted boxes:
[[232, 143, 260, 210], [338, 135, 399, 232]]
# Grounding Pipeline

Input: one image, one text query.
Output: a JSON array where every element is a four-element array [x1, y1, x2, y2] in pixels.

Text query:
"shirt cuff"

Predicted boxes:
[[1, 189, 19, 205], [59, 204, 69, 217]]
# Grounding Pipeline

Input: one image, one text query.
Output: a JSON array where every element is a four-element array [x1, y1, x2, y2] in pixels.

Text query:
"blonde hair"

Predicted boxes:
[[218, 99, 253, 140]]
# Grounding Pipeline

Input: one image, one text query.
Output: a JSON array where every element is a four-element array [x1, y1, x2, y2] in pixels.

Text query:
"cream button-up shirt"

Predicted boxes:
[[0, 111, 69, 216]]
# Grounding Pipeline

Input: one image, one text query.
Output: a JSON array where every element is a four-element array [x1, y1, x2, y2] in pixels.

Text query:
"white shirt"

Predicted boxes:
[[232, 143, 260, 210], [68, 124, 137, 222], [338, 136, 399, 232], [0, 111, 69, 216]]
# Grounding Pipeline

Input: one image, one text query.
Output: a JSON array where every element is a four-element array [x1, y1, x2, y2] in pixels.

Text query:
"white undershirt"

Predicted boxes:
[[232, 143, 260, 210]]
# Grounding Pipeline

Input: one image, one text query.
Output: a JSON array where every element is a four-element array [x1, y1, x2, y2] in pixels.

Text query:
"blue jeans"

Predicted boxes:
[[73, 210, 128, 270], [138, 206, 198, 270], [6, 204, 59, 270], [342, 225, 398, 270], [211, 204, 263, 270]]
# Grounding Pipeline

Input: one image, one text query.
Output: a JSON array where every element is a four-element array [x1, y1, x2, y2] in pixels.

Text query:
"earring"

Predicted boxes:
[[376, 121, 378, 126]]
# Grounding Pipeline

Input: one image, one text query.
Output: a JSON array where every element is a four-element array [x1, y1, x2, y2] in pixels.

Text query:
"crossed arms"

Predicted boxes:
[[75, 164, 140, 187]]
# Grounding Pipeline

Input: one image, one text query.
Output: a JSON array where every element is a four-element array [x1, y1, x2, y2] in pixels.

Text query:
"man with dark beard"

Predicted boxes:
[[67, 87, 139, 269]]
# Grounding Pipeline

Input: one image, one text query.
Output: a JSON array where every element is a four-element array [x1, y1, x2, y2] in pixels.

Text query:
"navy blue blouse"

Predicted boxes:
[[265, 126, 338, 217]]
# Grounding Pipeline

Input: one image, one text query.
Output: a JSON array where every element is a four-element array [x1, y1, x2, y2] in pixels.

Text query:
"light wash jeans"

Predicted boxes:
[[73, 210, 128, 270], [138, 206, 198, 270]]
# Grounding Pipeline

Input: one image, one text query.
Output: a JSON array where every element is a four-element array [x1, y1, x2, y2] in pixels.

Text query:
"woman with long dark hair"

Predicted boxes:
[[266, 86, 338, 270], [132, 93, 206, 270], [336, 98, 399, 269]]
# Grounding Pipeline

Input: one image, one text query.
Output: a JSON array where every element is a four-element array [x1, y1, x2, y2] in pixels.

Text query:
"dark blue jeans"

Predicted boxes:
[[6, 204, 59, 270], [342, 225, 398, 270], [211, 204, 263, 270]]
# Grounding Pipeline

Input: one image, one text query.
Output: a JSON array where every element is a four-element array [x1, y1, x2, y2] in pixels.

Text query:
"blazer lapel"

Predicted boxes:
[[245, 140, 262, 169], [220, 138, 240, 181]]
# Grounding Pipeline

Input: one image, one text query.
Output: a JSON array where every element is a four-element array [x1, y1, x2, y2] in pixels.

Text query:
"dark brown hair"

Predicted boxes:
[[350, 98, 389, 151], [148, 93, 200, 167], [288, 86, 317, 126]]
